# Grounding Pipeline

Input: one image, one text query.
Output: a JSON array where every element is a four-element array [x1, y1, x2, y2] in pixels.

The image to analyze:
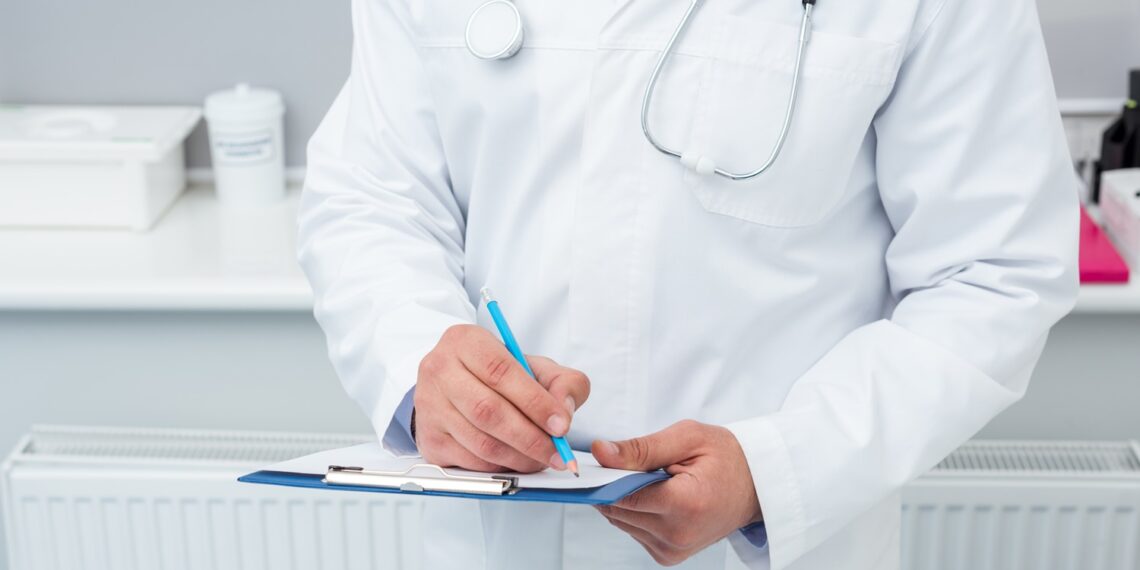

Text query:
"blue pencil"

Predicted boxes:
[[481, 287, 580, 477]]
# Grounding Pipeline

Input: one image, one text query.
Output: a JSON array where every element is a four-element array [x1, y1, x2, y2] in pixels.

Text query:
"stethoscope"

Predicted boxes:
[[464, 0, 817, 181]]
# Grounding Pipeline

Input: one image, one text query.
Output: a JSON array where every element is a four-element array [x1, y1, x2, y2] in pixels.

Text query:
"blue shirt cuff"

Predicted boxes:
[[393, 386, 416, 447], [739, 521, 768, 550]]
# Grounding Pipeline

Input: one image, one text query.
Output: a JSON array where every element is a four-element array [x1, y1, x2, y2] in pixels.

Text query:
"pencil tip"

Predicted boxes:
[[567, 460, 579, 477]]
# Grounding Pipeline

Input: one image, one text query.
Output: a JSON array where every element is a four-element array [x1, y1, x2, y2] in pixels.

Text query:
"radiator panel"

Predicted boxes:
[[900, 496, 1140, 570], [7, 473, 426, 570]]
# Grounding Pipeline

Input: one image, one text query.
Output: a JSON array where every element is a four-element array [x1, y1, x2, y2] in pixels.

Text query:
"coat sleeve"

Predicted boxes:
[[297, 0, 474, 453], [724, 0, 1079, 566]]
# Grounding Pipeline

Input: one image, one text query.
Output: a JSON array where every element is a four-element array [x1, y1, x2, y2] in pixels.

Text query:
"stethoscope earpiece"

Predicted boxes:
[[465, 0, 525, 60]]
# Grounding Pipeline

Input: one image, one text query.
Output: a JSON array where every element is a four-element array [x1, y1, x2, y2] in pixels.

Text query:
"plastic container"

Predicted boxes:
[[204, 84, 286, 206], [0, 105, 201, 231], [1101, 168, 1140, 270]]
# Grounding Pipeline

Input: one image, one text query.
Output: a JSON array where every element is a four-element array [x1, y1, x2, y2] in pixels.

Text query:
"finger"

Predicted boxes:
[[418, 431, 505, 473], [528, 356, 590, 413], [609, 482, 671, 514], [445, 402, 549, 473], [596, 504, 664, 529], [600, 515, 679, 565], [457, 334, 572, 437], [592, 420, 707, 472], [445, 370, 560, 467]]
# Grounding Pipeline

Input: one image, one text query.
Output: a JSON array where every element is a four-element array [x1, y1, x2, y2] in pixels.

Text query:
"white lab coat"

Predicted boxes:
[[297, 0, 1078, 567]]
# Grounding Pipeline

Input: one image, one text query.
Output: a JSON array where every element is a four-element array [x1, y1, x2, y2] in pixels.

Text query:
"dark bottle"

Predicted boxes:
[[1093, 69, 1140, 203]]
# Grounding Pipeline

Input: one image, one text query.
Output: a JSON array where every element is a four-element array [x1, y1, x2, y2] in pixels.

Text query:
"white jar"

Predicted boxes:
[[204, 83, 285, 206]]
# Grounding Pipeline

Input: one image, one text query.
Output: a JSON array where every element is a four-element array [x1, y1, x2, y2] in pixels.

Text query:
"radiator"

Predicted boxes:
[[4, 427, 1140, 570], [2, 426, 421, 570], [901, 440, 1140, 570]]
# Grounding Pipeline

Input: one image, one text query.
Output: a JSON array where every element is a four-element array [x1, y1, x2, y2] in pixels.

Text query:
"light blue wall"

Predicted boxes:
[[0, 0, 352, 167], [1, 0, 1137, 168]]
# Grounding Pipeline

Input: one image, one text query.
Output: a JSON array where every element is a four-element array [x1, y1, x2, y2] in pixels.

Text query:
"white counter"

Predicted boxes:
[[0, 184, 312, 311], [0, 183, 1136, 313]]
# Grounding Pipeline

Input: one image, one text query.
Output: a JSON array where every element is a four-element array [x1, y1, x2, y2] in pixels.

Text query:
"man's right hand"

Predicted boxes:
[[413, 324, 591, 473]]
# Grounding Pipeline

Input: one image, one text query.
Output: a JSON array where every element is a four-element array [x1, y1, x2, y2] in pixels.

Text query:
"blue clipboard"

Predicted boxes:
[[239, 468, 668, 505]]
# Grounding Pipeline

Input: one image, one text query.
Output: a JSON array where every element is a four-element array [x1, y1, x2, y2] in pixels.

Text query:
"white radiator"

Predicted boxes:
[[1, 426, 423, 570], [4, 427, 1140, 570], [901, 440, 1140, 570]]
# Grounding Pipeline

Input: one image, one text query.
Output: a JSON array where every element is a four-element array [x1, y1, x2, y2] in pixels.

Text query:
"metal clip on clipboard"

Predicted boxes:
[[324, 464, 520, 496]]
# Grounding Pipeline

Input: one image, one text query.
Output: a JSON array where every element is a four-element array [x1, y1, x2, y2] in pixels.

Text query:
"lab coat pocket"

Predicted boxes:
[[686, 17, 901, 227]]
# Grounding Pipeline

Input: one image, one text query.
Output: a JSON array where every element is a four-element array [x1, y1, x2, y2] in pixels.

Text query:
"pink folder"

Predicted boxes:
[[1079, 206, 1130, 284]]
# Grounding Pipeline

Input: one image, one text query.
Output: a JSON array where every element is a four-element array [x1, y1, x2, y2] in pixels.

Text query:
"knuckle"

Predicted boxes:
[[629, 438, 651, 467], [442, 324, 471, 342], [482, 355, 514, 388], [475, 435, 505, 460], [675, 419, 699, 432], [418, 352, 443, 377], [470, 397, 502, 427]]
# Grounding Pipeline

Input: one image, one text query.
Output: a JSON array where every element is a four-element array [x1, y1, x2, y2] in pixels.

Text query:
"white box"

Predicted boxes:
[[1101, 168, 1140, 270], [0, 105, 201, 231]]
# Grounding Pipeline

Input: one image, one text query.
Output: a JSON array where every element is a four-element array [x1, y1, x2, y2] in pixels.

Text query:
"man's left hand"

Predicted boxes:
[[592, 420, 762, 566]]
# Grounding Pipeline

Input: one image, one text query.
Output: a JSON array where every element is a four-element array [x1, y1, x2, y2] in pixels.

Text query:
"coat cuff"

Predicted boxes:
[[372, 351, 425, 457], [725, 417, 808, 570]]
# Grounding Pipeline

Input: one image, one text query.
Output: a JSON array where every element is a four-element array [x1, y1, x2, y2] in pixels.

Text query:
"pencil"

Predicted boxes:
[[481, 287, 580, 477]]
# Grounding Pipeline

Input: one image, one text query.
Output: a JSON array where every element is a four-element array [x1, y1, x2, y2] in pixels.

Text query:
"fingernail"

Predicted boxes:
[[601, 440, 619, 456], [563, 396, 575, 414], [549, 453, 566, 470], [547, 415, 568, 435]]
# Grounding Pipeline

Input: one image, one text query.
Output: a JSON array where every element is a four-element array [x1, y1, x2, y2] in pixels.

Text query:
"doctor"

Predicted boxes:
[[298, 0, 1077, 567]]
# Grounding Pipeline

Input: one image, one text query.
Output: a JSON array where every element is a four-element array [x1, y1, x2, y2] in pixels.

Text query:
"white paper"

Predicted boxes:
[[260, 442, 643, 490]]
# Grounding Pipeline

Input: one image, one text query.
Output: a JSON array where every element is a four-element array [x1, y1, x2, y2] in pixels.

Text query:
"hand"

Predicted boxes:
[[414, 324, 591, 473], [592, 420, 761, 566]]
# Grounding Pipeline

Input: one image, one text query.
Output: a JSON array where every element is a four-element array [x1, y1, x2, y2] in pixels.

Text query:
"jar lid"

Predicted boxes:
[[204, 83, 284, 123]]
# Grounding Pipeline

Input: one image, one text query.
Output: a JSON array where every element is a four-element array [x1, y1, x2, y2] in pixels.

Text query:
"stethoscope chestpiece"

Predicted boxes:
[[465, 0, 525, 60]]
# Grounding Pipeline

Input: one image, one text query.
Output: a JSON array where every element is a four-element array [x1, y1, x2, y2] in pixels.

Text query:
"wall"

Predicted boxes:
[[0, 0, 352, 168], [1038, 0, 1140, 99], [1, 0, 1138, 168]]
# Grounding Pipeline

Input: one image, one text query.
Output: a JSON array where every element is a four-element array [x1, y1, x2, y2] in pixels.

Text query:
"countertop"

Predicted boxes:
[[0, 184, 312, 311], [0, 183, 1136, 314]]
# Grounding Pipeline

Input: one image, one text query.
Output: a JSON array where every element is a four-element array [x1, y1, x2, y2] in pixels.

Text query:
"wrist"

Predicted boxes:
[[717, 424, 763, 527], [749, 502, 764, 525]]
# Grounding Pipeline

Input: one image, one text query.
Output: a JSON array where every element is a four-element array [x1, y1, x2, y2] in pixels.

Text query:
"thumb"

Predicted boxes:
[[592, 420, 703, 472]]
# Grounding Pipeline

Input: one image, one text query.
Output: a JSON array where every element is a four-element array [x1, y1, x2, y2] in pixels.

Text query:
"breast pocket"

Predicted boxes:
[[683, 16, 902, 227]]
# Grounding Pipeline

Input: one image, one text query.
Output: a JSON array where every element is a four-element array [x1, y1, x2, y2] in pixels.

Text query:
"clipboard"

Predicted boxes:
[[238, 443, 669, 505]]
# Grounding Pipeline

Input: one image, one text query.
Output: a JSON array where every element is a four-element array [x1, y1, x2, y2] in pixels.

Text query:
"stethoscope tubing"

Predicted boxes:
[[640, 0, 815, 180], [466, 0, 817, 181]]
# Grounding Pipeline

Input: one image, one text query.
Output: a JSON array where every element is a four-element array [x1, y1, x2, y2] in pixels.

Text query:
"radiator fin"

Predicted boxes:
[[20, 425, 371, 465], [933, 441, 1140, 473]]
